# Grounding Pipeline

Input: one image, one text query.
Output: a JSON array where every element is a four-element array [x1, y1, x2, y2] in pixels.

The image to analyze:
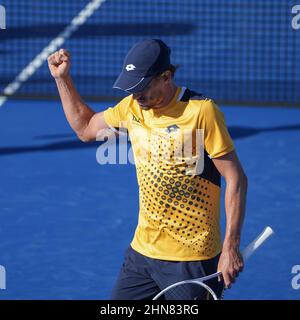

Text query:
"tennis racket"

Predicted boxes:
[[152, 226, 274, 300]]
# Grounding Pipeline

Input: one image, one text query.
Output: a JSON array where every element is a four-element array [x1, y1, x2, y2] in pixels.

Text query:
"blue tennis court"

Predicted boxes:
[[0, 99, 299, 300], [1, 0, 300, 300]]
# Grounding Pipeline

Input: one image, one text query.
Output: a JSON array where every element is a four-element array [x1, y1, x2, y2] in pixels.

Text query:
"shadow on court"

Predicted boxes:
[[1, 124, 300, 156]]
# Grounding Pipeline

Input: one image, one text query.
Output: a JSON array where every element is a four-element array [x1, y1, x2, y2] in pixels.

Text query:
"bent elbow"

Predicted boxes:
[[77, 133, 94, 143]]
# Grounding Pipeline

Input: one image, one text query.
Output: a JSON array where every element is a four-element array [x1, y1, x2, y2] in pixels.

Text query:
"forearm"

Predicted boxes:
[[213, 151, 247, 287], [55, 75, 95, 136], [223, 174, 248, 249]]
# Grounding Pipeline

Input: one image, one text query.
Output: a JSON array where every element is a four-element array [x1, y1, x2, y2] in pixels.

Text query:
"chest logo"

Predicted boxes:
[[166, 124, 179, 133]]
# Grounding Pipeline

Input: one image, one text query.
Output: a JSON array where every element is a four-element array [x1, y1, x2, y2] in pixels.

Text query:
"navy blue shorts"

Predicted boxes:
[[111, 246, 224, 300]]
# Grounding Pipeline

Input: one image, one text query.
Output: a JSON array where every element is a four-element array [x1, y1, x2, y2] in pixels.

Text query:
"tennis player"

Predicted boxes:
[[48, 39, 248, 300]]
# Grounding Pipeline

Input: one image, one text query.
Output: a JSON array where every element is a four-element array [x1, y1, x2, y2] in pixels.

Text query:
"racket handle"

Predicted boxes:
[[242, 226, 274, 261]]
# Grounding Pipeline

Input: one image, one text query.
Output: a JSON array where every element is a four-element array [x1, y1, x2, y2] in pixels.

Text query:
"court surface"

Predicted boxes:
[[0, 99, 299, 299]]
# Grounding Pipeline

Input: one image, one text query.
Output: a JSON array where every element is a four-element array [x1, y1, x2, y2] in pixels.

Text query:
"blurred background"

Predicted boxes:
[[0, 0, 299, 300], [1, 0, 299, 105]]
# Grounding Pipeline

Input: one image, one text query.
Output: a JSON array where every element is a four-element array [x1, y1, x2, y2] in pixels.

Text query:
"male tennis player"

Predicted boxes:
[[48, 39, 248, 300]]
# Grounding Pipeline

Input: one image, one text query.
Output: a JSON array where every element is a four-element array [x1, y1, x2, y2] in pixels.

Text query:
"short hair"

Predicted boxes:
[[167, 64, 179, 77], [155, 64, 179, 79]]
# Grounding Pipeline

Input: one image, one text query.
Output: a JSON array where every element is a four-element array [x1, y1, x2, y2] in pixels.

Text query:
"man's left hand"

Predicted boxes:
[[217, 246, 244, 289]]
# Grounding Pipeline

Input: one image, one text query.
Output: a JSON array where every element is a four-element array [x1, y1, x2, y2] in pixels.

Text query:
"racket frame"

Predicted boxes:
[[152, 226, 274, 300]]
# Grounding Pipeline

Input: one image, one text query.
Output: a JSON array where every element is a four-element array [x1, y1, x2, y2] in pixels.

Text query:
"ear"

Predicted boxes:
[[161, 70, 172, 83]]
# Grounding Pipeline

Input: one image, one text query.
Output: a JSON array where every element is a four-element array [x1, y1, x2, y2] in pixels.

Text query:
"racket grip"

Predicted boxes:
[[242, 226, 274, 261]]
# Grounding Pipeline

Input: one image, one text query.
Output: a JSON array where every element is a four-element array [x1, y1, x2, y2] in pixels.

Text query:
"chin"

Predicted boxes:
[[140, 105, 151, 110]]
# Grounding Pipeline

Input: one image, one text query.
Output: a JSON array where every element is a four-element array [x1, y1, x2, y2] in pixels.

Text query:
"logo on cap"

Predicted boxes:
[[126, 64, 136, 71]]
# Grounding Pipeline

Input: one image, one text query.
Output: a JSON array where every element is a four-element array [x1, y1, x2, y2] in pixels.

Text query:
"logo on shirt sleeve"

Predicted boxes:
[[132, 115, 141, 123]]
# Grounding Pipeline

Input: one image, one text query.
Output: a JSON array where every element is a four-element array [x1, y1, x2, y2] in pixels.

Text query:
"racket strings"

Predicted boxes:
[[155, 278, 224, 300], [160, 283, 215, 300]]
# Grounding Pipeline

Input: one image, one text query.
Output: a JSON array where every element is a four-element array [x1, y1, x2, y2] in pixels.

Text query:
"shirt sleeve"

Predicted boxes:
[[103, 96, 130, 129], [199, 99, 234, 158]]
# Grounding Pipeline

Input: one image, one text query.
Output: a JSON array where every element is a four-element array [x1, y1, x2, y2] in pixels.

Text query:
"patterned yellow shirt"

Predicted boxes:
[[103, 87, 234, 261]]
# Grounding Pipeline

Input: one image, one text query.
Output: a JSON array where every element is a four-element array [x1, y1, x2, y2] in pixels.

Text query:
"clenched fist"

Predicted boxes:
[[48, 49, 71, 79]]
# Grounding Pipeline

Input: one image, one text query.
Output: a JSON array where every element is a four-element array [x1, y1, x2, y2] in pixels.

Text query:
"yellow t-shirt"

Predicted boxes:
[[103, 87, 234, 261]]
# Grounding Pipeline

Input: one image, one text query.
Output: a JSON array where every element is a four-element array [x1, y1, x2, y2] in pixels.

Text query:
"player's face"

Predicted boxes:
[[132, 74, 169, 110]]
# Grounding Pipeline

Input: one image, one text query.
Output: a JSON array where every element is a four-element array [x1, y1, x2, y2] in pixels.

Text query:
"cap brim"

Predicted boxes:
[[113, 72, 153, 94]]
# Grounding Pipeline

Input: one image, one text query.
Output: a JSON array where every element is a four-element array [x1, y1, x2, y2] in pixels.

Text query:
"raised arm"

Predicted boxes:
[[48, 49, 109, 142], [212, 150, 248, 288]]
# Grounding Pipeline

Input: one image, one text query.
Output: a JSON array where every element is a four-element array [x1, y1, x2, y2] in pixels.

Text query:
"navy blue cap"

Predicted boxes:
[[113, 39, 171, 94]]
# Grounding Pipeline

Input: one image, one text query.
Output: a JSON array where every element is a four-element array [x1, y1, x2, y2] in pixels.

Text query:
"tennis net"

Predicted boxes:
[[0, 0, 299, 105]]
